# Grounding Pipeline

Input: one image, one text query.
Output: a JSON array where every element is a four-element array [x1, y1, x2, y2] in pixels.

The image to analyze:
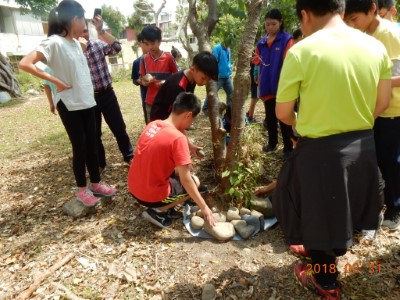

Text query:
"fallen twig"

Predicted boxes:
[[16, 252, 76, 300], [52, 282, 88, 300]]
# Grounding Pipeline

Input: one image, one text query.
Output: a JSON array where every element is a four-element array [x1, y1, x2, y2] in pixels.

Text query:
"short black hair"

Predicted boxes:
[[192, 51, 219, 81], [345, 0, 377, 16], [296, 0, 345, 20], [378, 0, 395, 9], [136, 32, 143, 42], [293, 28, 303, 39], [172, 92, 201, 116], [171, 46, 182, 59], [265, 9, 284, 31], [141, 25, 162, 42]]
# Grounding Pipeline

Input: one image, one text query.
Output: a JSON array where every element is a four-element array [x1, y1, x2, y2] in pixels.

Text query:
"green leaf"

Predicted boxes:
[[221, 170, 230, 178]]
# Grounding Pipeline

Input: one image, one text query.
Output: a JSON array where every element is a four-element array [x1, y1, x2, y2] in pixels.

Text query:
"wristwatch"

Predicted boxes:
[[98, 29, 106, 35]]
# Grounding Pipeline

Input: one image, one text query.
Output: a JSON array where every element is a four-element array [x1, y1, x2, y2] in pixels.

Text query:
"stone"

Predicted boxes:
[[201, 283, 216, 300], [231, 220, 256, 240], [191, 216, 205, 230], [204, 222, 235, 241], [250, 196, 274, 217], [190, 206, 200, 214], [251, 210, 264, 218], [211, 207, 220, 213], [0, 91, 11, 104], [62, 198, 95, 217], [226, 207, 241, 221], [196, 210, 204, 218], [240, 207, 251, 215], [213, 212, 226, 222]]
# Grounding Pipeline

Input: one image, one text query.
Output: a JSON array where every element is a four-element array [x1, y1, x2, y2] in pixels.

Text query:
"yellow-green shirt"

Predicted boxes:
[[277, 26, 392, 138], [373, 19, 400, 117]]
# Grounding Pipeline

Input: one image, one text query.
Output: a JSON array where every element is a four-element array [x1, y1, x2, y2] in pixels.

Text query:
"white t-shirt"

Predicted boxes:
[[36, 35, 96, 111]]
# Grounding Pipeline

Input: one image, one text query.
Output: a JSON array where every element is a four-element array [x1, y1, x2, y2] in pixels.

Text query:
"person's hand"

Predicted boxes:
[[50, 103, 57, 115], [189, 143, 202, 157], [202, 206, 216, 227], [254, 77, 259, 85], [156, 80, 165, 88], [55, 80, 72, 93], [92, 15, 104, 32]]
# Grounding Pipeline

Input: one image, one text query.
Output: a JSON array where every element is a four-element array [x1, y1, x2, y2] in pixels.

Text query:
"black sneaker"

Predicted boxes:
[[382, 209, 400, 231], [262, 145, 276, 153], [167, 207, 182, 219], [142, 208, 172, 228]]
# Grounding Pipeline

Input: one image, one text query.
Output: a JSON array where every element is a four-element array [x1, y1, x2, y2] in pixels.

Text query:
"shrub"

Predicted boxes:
[[16, 72, 43, 93]]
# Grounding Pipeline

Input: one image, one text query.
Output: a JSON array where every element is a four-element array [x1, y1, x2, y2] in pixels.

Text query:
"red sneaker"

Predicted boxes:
[[290, 245, 311, 260], [294, 262, 341, 300]]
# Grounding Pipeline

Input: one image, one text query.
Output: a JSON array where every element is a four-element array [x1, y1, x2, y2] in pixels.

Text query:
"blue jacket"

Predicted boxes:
[[213, 44, 232, 78], [256, 31, 292, 97]]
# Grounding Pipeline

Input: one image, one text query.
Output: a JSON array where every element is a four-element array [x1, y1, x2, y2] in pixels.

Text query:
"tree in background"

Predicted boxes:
[[15, 0, 57, 17], [101, 5, 126, 38], [130, 0, 167, 28]]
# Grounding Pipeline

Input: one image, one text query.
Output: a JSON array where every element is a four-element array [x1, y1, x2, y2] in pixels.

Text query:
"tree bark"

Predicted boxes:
[[222, 0, 264, 190], [188, 0, 227, 175]]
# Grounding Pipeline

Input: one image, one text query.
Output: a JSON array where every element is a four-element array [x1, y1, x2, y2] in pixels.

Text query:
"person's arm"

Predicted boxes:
[[92, 15, 121, 54], [276, 100, 297, 125], [176, 164, 216, 226], [19, 51, 71, 92], [392, 76, 400, 87], [374, 79, 391, 118], [283, 38, 295, 59], [44, 85, 56, 115]]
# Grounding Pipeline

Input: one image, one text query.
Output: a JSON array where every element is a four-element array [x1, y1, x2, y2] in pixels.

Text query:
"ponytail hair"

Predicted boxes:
[[48, 0, 85, 37], [265, 8, 284, 31]]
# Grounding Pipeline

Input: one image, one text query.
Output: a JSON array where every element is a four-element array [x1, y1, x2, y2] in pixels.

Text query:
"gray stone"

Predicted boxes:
[[191, 216, 205, 230], [201, 283, 216, 300], [231, 220, 255, 240], [226, 207, 241, 221], [62, 198, 95, 217], [239, 207, 251, 215], [0, 91, 11, 104], [213, 212, 226, 222], [196, 210, 204, 218], [204, 221, 235, 241], [250, 196, 274, 217], [190, 206, 200, 214]]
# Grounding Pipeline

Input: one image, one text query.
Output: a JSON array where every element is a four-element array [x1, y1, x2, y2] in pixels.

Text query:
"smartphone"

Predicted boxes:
[[93, 8, 102, 18]]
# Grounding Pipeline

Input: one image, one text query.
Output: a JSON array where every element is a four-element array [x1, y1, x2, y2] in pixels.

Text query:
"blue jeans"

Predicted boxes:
[[202, 77, 233, 111]]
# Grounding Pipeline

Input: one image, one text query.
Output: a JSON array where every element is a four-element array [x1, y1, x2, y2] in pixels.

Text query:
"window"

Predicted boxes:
[[189, 36, 196, 44], [0, 7, 16, 34]]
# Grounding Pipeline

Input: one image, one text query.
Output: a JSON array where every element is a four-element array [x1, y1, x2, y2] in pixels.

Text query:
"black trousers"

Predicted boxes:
[[57, 101, 100, 187], [374, 116, 400, 212], [309, 248, 347, 287], [94, 87, 134, 168], [263, 98, 293, 151]]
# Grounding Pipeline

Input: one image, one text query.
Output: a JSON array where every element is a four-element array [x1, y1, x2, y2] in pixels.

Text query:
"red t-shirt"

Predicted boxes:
[[128, 120, 191, 202], [140, 52, 178, 106]]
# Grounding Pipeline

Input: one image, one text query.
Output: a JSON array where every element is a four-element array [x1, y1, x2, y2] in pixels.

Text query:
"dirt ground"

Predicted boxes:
[[0, 81, 399, 299]]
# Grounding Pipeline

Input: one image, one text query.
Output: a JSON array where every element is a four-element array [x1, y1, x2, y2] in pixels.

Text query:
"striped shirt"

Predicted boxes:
[[85, 40, 121, 90]]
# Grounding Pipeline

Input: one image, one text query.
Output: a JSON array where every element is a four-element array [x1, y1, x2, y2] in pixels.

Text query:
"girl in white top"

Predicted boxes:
[[19, 0, 117, 207]]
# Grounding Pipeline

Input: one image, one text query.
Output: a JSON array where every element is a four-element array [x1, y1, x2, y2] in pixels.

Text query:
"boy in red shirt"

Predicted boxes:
[[128, 92, 216, 228], [140, 25, 178, 123]]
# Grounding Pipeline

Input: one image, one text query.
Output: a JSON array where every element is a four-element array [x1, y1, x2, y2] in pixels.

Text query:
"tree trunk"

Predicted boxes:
[[221, 0, 264, 191], [188, 0, 227, 176]]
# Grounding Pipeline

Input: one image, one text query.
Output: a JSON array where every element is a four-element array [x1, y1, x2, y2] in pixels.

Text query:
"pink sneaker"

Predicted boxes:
[[90, 182, 117, 198], [76, 188, 100, 207]]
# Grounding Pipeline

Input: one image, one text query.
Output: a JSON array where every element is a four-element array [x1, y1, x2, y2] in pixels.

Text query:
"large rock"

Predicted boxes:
[[201, 283, 216, 300], [250, 196, 274, 217], [204, 222, 235, 241], [226, 207, 241, 221], [251, 209, 264, 218], [191, 216, 205, 230], [231, 220, 256, 240], [190, 206, 200, 214], [62, 198, 96, 217]]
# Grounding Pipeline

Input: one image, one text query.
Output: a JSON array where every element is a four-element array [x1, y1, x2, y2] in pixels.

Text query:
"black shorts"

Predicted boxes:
[[131, 175, 188, 208]]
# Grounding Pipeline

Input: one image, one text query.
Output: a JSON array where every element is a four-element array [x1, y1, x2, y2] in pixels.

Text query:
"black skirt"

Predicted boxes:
[[273, 130, 381, 250]]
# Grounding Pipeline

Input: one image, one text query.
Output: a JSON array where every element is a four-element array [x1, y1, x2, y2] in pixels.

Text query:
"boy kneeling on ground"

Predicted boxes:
[[128, 92, 216, 228]]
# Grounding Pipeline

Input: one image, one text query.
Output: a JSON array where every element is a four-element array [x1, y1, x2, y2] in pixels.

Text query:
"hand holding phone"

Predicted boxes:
[[93, 8, 102, 18]]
